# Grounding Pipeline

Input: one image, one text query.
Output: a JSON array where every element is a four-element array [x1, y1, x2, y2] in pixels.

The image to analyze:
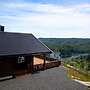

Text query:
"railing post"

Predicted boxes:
[[43, 54, 46, 70]]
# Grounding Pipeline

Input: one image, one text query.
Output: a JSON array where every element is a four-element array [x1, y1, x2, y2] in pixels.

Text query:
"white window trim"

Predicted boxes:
[[18, 56, 25, 63]]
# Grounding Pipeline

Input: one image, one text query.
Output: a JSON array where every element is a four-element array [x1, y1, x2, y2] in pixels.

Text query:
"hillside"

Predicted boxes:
[[39, 38, 90, 57]]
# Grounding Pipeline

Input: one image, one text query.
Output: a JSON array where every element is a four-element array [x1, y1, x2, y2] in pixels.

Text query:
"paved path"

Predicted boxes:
[[0, 66, 88, 90]]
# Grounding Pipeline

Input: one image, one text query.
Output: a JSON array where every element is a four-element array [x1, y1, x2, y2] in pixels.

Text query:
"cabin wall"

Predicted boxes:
[[0, 55, 34, 76], [0, 56, 16, 75], [25, 55, 33, 73]]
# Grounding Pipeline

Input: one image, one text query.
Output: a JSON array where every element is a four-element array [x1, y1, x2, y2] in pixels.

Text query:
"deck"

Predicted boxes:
[[0, 66, 88, 90]]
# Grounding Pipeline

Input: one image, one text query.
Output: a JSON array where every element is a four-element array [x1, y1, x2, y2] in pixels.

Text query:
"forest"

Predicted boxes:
[[39, 38, 90, 58]]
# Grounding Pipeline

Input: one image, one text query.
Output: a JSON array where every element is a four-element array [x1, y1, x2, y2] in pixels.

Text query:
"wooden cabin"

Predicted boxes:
[[0, 25, 52, 78]]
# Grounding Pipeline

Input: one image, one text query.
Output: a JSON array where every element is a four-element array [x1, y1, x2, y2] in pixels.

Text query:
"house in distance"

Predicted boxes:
[[0, 25, 52, 79]]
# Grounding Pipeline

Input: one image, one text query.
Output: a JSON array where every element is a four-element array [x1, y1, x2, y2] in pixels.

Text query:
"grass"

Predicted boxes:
[[67, 67, 90, 82], [62, 62, 90, 82]]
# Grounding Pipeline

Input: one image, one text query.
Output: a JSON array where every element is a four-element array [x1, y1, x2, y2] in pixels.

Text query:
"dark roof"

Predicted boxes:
[[0, 32, 52, 56]]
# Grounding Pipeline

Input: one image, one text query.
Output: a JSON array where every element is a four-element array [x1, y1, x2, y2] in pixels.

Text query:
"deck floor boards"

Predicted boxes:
[[0, 66, 88, 90]]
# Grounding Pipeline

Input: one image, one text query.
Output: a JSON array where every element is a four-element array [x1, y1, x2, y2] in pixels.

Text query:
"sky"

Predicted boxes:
[[0, 0, 90, 38]]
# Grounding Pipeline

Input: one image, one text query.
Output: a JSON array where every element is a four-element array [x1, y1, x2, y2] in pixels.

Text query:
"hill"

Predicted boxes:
[[39, 38, 90, 57]]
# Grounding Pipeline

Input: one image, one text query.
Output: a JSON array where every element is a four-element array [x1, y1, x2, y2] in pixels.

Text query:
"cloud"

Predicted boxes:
[[0, 2, 90, 38], [1, 2, 90, 15]]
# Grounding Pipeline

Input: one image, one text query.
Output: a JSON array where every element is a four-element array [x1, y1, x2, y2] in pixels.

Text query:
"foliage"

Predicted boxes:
[[63, 62, 90, 82], [63, 54, 90, 72], [39, 38, 90, 58], [67, 67, 90, 82]]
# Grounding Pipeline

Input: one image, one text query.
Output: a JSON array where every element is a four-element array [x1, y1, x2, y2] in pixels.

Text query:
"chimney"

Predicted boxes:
[[0, 25, 4, 32]]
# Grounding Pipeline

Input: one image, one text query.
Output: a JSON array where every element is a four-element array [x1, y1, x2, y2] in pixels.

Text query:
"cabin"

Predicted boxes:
[[0, 25, 52, 79]]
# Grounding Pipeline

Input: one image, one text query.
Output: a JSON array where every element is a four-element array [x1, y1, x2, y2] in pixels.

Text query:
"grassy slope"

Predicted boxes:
[[63, 63, 90, 82]]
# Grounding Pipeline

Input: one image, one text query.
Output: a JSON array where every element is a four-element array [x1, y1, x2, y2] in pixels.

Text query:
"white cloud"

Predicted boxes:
[[0, 3, 90, 15], [0, 2, 90, 38]]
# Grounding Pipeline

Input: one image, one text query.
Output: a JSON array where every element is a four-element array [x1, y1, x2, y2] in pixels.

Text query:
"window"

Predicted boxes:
[[18, 56, 25, 63]]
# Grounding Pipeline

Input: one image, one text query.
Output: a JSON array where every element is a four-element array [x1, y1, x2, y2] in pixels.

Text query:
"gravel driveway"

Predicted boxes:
[[0, 66, 88, 90]]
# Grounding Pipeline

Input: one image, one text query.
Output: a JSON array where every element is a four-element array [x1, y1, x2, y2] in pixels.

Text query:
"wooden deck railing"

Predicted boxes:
[[33, 60, 61, 72]]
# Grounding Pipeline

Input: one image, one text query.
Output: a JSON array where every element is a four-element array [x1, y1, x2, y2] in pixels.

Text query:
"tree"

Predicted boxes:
[[85, 55, 90, 71]]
